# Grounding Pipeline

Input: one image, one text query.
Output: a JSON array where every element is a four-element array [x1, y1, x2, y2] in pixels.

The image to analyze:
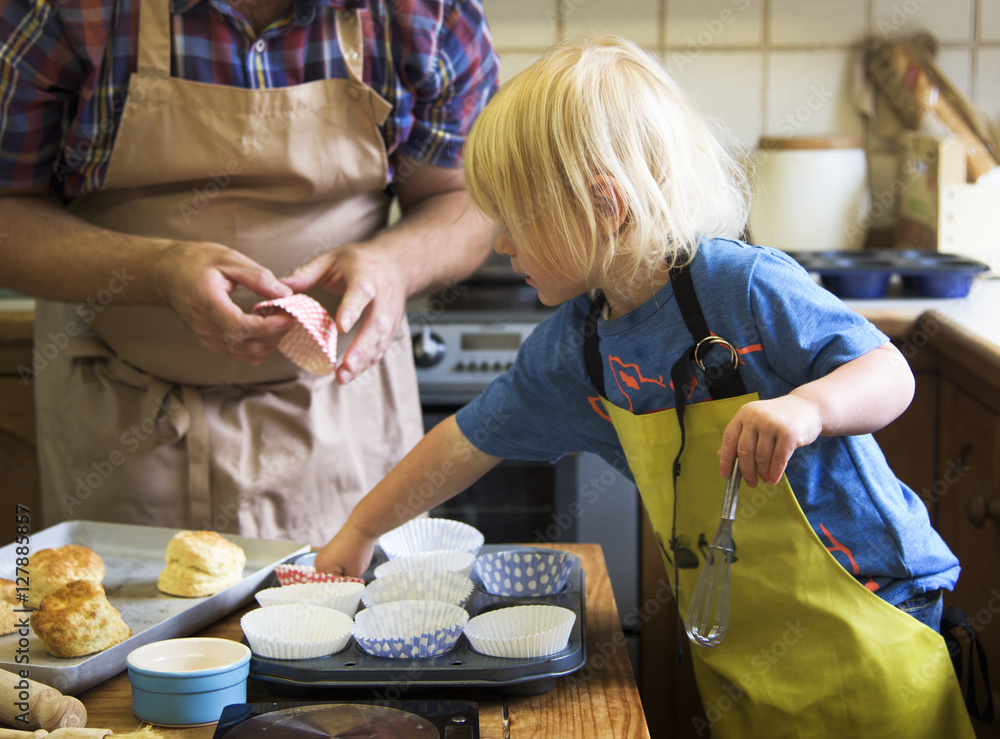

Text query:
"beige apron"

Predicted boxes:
[[34, 0, 423, 544]]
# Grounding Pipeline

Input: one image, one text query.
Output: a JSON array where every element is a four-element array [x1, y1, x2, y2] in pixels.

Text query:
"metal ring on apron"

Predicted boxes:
[[693, 335, 739, 371]]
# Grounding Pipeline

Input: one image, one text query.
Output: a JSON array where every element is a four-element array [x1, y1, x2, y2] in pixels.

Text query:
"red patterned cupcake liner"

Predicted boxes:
[[274, 563, 366, 587], [253, 294, 338, 375]]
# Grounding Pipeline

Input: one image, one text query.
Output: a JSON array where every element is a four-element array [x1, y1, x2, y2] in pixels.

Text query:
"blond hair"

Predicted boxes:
[[464, 35, 750, 298]]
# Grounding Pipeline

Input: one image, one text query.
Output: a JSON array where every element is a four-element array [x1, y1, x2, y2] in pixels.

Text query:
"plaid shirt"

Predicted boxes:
[[0, 0, 498, 200]]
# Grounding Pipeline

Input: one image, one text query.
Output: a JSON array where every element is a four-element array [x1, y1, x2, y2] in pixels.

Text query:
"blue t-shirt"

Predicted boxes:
[[456, 239, 960, 604]]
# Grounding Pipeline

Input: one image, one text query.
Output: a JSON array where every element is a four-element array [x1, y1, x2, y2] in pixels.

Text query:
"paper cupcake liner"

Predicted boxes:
[[474, 550, 577, 597], [352, 600, 469, 659], [463, 605, 576, 659], [255, 581, 366, 617], [274, 564, 366, 587], [378, 518, 485, 560], [253, 295, 337, 375], [241, 604, 353, 660], [373, 550, 475, 579], [361, 570, 475, 609]]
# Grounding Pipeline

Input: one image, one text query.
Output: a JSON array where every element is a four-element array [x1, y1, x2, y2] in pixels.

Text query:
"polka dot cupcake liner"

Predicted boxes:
[[473, 550, 577, 597], [253, 294, 337, 375], [352, 600, 469, 659]]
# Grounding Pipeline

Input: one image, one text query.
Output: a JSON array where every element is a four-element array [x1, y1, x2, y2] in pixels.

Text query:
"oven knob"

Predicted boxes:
[[412, 325, 446, 368]]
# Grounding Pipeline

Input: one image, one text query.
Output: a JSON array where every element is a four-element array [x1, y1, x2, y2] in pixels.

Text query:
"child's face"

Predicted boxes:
[[493, 226, 589, 306]]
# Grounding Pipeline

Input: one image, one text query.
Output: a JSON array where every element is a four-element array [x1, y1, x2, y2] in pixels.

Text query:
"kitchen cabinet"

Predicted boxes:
[[0, 310, 41, 527], [934, 376, 1000, 735]]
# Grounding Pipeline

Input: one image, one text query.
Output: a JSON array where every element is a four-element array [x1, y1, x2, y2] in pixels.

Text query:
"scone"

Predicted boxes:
[[157, 530, 247, 598], [26, 544, 105, 608], [1, 579, 18, 636], [30, 580, 130, 658]]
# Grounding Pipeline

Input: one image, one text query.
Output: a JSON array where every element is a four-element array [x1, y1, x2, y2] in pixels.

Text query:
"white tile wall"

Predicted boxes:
[[562, 0, 661, 45], [666, 50, 764, 147], [484, 0, 556, 50], [488, 0, 1000, 231], [769, 0, 867, 46], [983, 2, 1000, 41], [872, 0, 974, 43], [664, 0, 763, 48]]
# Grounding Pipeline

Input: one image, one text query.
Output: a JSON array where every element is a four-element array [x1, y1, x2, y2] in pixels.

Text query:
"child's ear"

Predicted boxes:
[[587, 175, 628, 234]]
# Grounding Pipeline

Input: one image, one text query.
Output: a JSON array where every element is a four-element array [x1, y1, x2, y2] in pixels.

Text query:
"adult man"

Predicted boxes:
[[0, 0, 498, 543]]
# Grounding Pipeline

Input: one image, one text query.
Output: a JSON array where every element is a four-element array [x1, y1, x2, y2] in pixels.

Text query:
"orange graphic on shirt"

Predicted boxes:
[[820, 523, 879, 592], [587, 341, 764, 419], [609, 357, 668, 412]]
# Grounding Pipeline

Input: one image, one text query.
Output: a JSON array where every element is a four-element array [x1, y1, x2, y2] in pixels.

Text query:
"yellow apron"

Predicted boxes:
[[584, 269, 974, 737], [33, 0, 423, 543]]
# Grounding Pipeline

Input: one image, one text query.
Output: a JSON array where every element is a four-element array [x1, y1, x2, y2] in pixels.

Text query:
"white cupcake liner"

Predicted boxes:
[[352, 600, 469, 659], [241, 604, 353, 660], [473, 550, 577, 597], [373, 550, 475, 579], [274, 564, 365, 587], [378, 518, 485, 559], [463, 605, 576, 659], [361, 570, 475, 609], [255, 581, 366, 617]]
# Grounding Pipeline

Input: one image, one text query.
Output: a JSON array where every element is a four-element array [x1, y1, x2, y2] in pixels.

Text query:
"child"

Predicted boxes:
[[317, 36, 973, 736]]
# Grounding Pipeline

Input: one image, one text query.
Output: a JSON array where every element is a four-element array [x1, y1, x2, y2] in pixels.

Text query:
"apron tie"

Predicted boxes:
[[67, 335, 213, 529]]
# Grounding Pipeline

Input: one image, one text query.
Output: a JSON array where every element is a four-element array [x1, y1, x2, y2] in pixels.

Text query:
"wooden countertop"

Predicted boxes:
[[71, 543, 649, 739]]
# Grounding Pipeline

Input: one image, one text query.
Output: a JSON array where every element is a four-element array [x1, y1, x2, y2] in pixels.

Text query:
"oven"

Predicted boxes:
[[406, 254, 642, 672]]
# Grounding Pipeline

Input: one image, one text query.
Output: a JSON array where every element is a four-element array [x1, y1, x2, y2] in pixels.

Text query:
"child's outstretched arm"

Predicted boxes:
[[314, 415, 503, 576], [718, 341, 914, 487]]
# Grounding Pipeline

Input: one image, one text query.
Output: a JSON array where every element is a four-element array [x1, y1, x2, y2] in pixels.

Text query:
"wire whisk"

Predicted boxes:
[[686, 465, 742, 647]]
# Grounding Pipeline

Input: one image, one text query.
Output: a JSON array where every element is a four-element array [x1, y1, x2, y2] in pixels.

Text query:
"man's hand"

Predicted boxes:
[[282, 241, 405, 383], [282, 156, 494, 384], [153, 241, 295, 363]]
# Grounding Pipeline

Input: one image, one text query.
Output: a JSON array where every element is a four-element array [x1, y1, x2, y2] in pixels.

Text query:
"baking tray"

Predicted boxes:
[[787, 249, 989, 298], [0, 520, 309, 695], [213, 700, 479, 738], [247, 545, 587, 697]]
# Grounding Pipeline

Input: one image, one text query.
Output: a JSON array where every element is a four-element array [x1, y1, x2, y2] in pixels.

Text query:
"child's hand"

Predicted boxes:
[[718, 395, 823, 487], [314, 522, 377, 578]]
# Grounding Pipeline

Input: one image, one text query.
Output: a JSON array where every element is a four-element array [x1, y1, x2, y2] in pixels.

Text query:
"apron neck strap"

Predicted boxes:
[[137, 0, 172, 77], [133, 2, 365, 84], [582, 262, 747, 400]]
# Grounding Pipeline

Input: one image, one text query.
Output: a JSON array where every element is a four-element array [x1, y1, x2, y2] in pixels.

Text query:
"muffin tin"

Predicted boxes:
[[246, 546, 586, 697], [787, 250, 989, 299]]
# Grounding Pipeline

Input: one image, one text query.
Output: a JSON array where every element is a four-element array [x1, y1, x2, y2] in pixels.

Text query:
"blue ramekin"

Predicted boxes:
[[126, 637, 251, 726]]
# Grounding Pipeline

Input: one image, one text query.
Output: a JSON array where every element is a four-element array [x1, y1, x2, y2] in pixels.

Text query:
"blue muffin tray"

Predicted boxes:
[[245, 545, 587, 697], [787, 250, 989, 299]]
